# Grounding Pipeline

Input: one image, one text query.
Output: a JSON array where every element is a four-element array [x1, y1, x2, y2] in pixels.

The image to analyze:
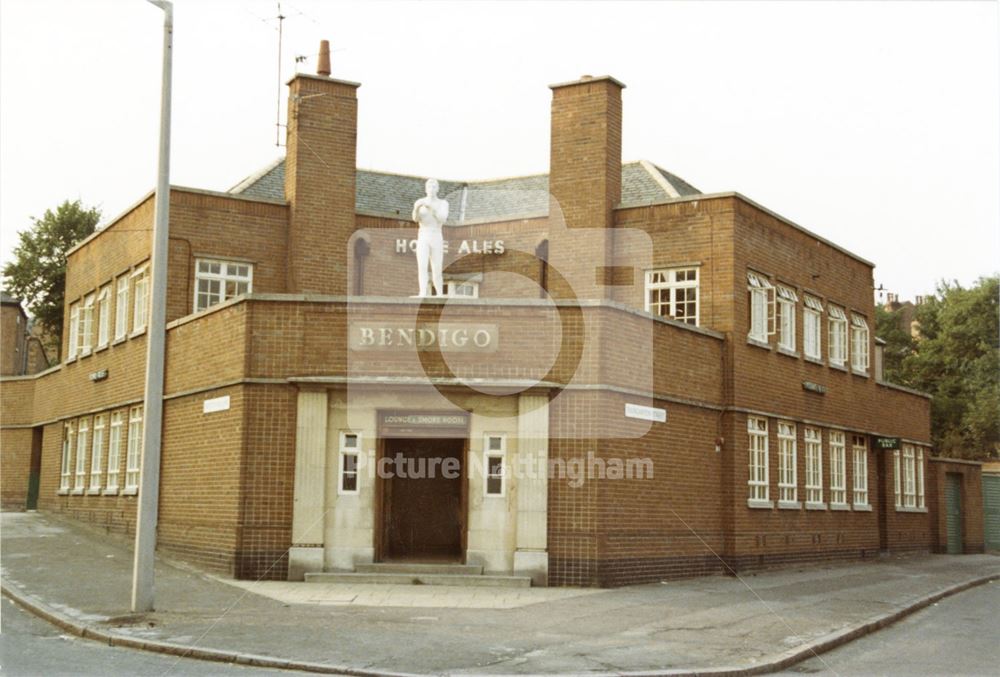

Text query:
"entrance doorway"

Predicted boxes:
[[380, 437, 465, 562]]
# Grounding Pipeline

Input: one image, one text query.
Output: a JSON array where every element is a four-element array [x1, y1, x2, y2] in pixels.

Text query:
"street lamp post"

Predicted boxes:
[[132, 0, 173, 613]]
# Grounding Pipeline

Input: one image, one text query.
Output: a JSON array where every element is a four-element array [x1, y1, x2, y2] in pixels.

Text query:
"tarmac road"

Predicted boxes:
[[0, 595, 294, 677], [778, 580, 1000, 676]]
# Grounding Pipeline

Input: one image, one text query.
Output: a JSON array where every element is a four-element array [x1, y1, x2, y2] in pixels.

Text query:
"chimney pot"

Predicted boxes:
[[317, 40, 331, 77]]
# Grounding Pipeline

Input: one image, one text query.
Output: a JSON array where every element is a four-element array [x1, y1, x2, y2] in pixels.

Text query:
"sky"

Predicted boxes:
[[1, 0, 997, 302]]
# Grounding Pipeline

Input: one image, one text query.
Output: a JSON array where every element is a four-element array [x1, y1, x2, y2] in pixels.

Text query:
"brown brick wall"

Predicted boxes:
[[1, 428, 33, 510], [927, 459, 984, 554]]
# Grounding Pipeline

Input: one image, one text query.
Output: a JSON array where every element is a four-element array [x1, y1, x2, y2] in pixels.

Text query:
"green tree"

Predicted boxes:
[[900, 276, 999, 460], [2, 200, 101, 361], [874, 304, 915, 384]]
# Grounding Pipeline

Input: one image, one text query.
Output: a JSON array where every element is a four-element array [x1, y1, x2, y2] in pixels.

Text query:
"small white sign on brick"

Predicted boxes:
[[624, 403, 666, 423], [203, 395, 231, 414]]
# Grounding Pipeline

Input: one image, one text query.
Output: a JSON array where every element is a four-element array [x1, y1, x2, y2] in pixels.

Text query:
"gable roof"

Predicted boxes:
[[229, 159, 700, 224]]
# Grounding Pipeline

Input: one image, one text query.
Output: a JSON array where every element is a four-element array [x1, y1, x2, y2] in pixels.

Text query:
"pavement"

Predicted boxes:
[[2, 511, 999, 676]]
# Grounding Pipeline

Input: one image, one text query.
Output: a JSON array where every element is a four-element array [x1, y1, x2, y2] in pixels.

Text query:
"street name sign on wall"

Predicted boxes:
[[624, 403, 667, 423], [874, 436, 901, 450], [349, 323, 498, 352]]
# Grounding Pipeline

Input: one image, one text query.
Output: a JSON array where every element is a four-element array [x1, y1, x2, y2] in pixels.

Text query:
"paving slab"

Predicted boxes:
[[2, 511, 999, 675]]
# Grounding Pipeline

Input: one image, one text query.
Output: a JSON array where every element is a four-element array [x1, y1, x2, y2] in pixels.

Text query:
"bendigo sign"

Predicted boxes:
[[349, 322, 498, 352]]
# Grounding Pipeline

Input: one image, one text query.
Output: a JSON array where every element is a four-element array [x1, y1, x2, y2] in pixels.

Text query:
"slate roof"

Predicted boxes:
[[230, 159, 700, 225]]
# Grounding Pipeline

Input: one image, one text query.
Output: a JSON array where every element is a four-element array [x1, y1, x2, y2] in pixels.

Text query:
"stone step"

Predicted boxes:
[[304, 572, 531, 588], [354, 562, 484, 576]]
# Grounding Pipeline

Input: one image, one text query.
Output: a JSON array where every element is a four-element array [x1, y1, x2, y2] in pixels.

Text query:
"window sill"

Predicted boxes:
[[102, 488, 120, 496], [778, 500, 802, 510], [95, 343, 109, 354], [804, 355, 824, 365], [112, 337, 127, 346], [829, 362, 848, 373], [805, 502, 828, 511], [747, 498, 774, 509], [830, 502, 851, 511], [895, 506, 927, 513], [79, 349, 93, 359], [121, 487, 138, 496], [747, 337, 771, 350], [853, 503, 873, 512], [777, 347, 799, 359], [129, 329, 147, 339], [86, 488, 102, 496], [57, 489, 69, 495], [64, 356, 78, 365], [851, 369, 869, 378], [71, 488, 84, 496]]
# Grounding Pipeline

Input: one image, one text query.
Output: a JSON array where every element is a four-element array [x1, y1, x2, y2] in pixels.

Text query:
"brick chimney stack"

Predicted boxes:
[[283, 41, 359, 295], [547, 75, 625, 299]]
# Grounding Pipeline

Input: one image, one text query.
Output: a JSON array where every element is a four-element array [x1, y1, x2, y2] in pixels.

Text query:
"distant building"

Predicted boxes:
[[1, 293, 49, 376], [882, 293, 924, 340]]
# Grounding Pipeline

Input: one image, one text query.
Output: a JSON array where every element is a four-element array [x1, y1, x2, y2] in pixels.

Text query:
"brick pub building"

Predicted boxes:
[[0, 58, 944, 586]]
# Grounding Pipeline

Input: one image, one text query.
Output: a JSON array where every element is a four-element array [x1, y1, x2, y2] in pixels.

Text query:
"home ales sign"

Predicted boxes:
[[349, 322, 498, 352]]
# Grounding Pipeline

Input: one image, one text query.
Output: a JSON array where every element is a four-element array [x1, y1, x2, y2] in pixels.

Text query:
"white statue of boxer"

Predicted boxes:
[[411, 178, 449, 296]]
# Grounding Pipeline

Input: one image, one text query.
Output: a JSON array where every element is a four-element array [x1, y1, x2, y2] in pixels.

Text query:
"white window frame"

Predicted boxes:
[[97, 285, 111, 348], [645, 267, 700, 326], [917, 447, 925, 509], [60, 422, 74, 491], [132, 266, 149, 334], [89, 414, 105, 492], [74, 417, 89, 492], [828, 305, 848, 367], [894, 449, 902, 508], [803, 296, 824, 360], [338, 431, 361, 495], [194, 258, 254, 312], [483, 433, 507, 497], [124, 406, 143, 492], [747, 271, 775, 342], [777, 422, 798, 505], [106, 411, 123, 492], [114, 275, 129, 340], [444, 278, 480, 298], [850, 314, 870, 374], [829, 430, 847, 506], [79, 293, 95, 356], [804, 427, 824, 505], [747, 417, 770, 504], [776, 286, 798, 352], [901, 444, 917, 508], [68, 302, 80, 360], [851, 435, 869, 507]]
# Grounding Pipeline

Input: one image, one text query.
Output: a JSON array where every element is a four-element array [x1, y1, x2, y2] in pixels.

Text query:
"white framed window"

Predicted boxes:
[[114, 275, 129, 340], [78, 293, 95, 355], [777, 422, 797, 503], [125, 406, 143, 491], [97, 286, 111, 348], [829, 430, 847, 505], [646, 267, 699, 326], [68, 302, 80, 359], [850, 314, 870, 373], [852, 434, 868, 506], [89, 414, 105, 491], [896, 444, 925, 509], [892, 449, 903, 508], [60, 422, 74, 491], [804, 427, 823, 504], [194, 259, 253, 312], [132, 266, 149, 333], [443, 278, 480, 298], [828, 305, 848, 366], [803, 295, 824, 360], [483, 433, 507, 496], [747, 417, 769, 502], [107, 411, 123, 492], [776, 286, 798, 352], [747, 271, 774, 342], [338, 432, 360, 495], [74, 417, 89, 492]]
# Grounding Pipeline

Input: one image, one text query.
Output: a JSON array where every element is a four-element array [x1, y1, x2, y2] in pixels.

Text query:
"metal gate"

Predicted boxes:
[[983, 474, 1000, 551], [945, 473, 963, 554]]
